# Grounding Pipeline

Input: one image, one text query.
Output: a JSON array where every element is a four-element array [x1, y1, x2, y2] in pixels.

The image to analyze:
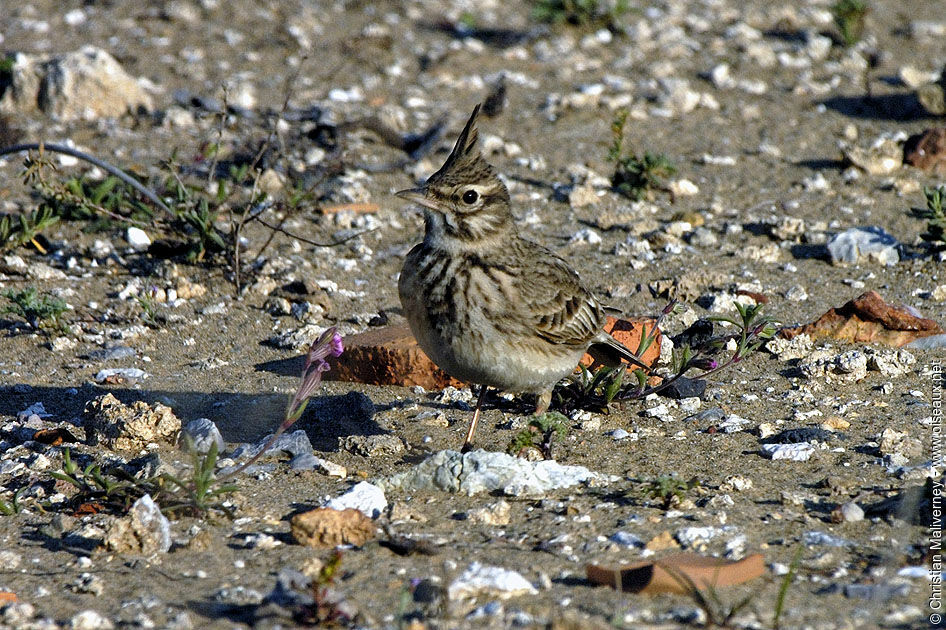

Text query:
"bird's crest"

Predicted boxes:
[[426, 104, 494, 186]]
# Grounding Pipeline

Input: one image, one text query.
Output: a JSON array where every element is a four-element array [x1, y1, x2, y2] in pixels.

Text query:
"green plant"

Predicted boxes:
[[507, 411, 569, 459], [1, 287, 68, 330], [0, 488, 26, 515], [706, 302, 779, 363], [912, 185, 946, 249], [49, 448, 149, 513], [48, 446, 237, 518], [555, 363, 626, 412], [532, 0, 629, 28], [645, 474, 700, 510], [158, 439, 238, 517], [135, 290, 161, 327], [608, 109, 676, 200], [0, 206, 60, 253], [773, 546, 803, 629], [660, 561, 762, 628], [831, 0, 868, 47], [294, 550, 355, 625]]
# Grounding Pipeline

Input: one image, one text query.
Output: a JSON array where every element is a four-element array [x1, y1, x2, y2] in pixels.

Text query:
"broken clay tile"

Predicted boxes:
[[586, 552, 765, 595], [904, 127, 946, 176], [781, 290, 944, 348], [290, 507, 377, 548], [0, 591, 17, 604], [328, 323, 464, 390], [329, 318, 661, 389], [32, 427, 79, 446], [578, 316, 662, 369]]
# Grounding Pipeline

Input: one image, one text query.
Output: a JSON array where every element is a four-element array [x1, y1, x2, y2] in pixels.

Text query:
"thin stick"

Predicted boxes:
[[0, 142, 174, 216], [249, 214, 376, 247]]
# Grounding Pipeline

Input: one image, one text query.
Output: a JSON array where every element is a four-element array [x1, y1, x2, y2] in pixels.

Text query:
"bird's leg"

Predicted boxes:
[[535, 389, 552, 414], [461, 385, 489, 453]]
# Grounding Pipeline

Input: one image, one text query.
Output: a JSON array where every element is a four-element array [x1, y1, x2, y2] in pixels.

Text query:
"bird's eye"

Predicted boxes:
[[462, 189, 479, 204]]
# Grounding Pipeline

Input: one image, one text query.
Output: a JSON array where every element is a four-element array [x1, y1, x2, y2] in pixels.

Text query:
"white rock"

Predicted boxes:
[[448, 562, 537, 600], [466, 499, 511, 526], [569, 227, 602, 245], [94, 367, 149, 383], [70, 610, 114, 630], [324, 481, 387, 518], [675, 525, 735, 548], [0, 46, 153, 121], [378, 450, 601, 497], [129, 494, 172, 553], [762, 442, 815, 461], [827, 227, 899, 266], [838, 501, 864, 522], [126, 227, 152, 251]]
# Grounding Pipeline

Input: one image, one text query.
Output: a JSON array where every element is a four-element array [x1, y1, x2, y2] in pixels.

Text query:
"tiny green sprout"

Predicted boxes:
[[508, 412, 569, 459], [645, 474, 700, 510], [1, 287, 68, 331], [159, 437, 238, 517], [911, 185, 946, 249], [532, 0, 629, 28], [608, 110, 676, 200], [831, 0, 869, 48], [0, 488, 26, 515], [0, 206, 60, 253]]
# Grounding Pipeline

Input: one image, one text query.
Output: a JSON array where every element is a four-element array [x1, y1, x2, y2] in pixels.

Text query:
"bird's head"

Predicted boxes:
[[396, 104, 514, 249]]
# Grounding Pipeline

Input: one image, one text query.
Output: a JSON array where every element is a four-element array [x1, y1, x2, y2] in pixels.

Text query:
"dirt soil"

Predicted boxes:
[[0, 1, 941, 629]]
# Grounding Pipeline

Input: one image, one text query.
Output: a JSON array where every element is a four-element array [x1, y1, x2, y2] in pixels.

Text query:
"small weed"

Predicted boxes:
[[773, 546, 803, 629], [295, 550, 354, 626], [0, 488, 26, 515], [214, 327, 344, 482], [49, 448, 152, 514], [0, 206, 59, 253], [608, 109, 676, 200], [48, 445, 237, 518], [1, 287, 68, 330], [135, 287, 163, 328], [507, 411, 569, 459], [831, 0, 869, 47], [532, 0, 629, 29], [661, 561, 762, 629], [911, 185, 946, 249], [158, 439, 238, 517], [645, 474, 700, 510], [555, 363, 625, 413]]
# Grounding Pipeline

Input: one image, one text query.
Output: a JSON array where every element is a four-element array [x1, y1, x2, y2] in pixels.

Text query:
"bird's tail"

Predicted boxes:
[[587, 332, 652, 371]]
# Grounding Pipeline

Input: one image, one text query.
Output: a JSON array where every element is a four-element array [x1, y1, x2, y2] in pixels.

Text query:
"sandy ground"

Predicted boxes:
[[0, 1, 942, 628]]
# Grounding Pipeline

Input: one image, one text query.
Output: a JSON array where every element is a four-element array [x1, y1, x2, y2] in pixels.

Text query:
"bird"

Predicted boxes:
[[396, 104, 651, 451]]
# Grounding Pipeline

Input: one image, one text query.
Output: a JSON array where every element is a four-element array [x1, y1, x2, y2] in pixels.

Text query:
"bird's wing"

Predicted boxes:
[[504, 240, 607, 348]]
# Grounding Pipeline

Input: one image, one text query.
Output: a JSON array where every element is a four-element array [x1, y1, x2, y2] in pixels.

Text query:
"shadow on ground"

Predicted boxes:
[[0, 383, 382, 452]]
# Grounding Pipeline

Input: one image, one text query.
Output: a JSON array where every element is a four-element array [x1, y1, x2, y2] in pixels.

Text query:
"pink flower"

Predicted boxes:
[[330, 331, 344, 357]]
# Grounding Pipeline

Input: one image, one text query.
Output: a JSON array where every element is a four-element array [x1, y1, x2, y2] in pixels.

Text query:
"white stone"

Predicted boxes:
[[70, 610, 114, 630], [762, 442, 815, 461], [379, 450, 601, 497], [126, 227, 151, 251], [448, 562, 537, 600], [324, 481, 387, 518], [827, 227, 899, 266]]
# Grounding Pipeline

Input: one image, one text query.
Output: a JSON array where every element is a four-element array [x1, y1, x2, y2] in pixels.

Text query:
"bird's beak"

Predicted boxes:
[[395, 187, 443, 211]]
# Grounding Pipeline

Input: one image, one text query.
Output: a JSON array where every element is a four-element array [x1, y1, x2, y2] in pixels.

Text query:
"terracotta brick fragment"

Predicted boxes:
[[904, 127, 946, 175], [578, 316, 662, 369], [328, 324, 463, 390], [329, 318, 662, 389], [781, 290, 943, 347]]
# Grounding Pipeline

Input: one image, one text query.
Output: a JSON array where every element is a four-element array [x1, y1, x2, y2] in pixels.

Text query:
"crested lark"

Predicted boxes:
[[396, 104, 650, 451]]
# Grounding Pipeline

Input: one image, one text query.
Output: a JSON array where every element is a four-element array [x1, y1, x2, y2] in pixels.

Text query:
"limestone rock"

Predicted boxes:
[[83, 394, 181, 451], [0, 46, 153, 121]]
